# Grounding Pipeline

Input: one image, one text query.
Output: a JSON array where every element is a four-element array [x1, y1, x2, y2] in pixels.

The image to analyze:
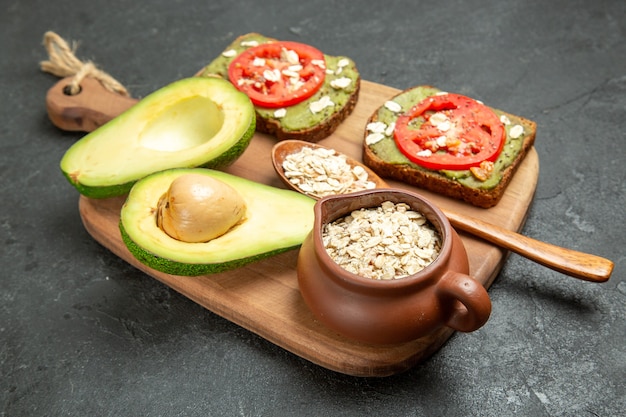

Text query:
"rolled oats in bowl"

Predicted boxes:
[[322, 201, 441, 280]]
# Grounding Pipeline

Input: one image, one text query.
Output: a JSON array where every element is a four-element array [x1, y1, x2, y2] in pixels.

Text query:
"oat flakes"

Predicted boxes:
[[282, 146, 376, 198], [322, 201, 441, 280]]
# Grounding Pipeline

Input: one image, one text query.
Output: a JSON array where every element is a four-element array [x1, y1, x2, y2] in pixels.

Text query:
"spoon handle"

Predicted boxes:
[[441, 208, 613, 282]]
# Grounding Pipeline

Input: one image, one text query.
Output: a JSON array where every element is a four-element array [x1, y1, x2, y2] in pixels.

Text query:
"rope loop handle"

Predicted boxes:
[[40, 31, 129, 97]]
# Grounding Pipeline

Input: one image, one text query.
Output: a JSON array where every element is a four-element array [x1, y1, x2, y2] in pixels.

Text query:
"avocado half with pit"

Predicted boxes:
[[60, 77, 256, 198], [119, 168, 315, 276]]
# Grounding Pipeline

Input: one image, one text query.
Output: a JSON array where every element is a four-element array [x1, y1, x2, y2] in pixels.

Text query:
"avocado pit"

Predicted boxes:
[[156, 173, 246, 243]]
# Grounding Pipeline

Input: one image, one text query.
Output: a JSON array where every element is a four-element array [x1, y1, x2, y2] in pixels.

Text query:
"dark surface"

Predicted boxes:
[[2, 0, 625, 415]]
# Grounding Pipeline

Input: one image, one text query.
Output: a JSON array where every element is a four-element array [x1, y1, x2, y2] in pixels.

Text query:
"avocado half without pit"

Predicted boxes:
[[60, 77, 256, 198], [120, 168, 315, 276]]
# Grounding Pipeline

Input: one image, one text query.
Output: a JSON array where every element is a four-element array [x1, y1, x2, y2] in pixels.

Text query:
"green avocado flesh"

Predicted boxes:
[[368, 86, 531, 190], [199, 33, 360, 132], [119, 168, 315, 276], [60, 77, 256, 198]]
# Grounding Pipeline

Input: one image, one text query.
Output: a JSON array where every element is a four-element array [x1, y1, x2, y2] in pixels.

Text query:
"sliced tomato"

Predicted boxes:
[[393, 93, 505, 170], [227, 41, 326, 108]]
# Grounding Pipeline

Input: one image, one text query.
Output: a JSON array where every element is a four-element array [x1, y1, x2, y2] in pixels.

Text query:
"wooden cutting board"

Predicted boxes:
[[77, 80, 539, 377]]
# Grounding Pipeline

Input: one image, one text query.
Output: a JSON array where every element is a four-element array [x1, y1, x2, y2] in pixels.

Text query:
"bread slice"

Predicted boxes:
[[198, 33, 360, 142], [362, 86, 537, 208]]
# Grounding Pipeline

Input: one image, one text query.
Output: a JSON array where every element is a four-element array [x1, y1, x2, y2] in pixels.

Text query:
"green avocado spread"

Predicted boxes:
[[199, 33, 360, 132], [367, 86, 529, 190]]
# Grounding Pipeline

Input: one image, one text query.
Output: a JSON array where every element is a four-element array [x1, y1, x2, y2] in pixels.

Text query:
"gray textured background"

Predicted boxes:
[[2, 0, 625, 415]]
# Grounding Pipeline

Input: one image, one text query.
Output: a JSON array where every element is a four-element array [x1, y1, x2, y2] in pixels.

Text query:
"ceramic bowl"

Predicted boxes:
[[297, 188, 492, 345]]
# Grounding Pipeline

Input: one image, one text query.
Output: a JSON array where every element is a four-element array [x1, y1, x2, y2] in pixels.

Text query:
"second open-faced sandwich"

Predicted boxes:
[[363, 86, 537, 208]]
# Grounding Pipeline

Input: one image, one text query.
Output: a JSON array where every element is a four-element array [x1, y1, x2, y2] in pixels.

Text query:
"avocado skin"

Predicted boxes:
[[197, 112, 256, 170], [120, 221, 299, 276], [62, 172, 135, 199]]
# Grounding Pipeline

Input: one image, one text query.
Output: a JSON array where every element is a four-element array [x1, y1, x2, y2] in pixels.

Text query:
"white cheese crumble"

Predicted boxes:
[[263, 68, 281, 82], [416, 149, 433, 157], [437, 120, 451, 132], [366, 121, 395, 138], [429, 112, 451, 132], [274, 108, 287, 118], [282, 69, 300, 78], [222, 49, 237, 57], [365, 133, 385, 145], [333, 59, 350, 75], [366, 121, 387, 134], [312, 59, 326, 69], [288, 77, 304, 91], [282, 48, 300, 65], [240, 40, 259, 47], [330, 77, 352, 89], [509, 124, 524, 139], [384, 101, 402, 113], [309, 95, 335, 114], [500, 115, 511, 125], [385, 122, 395, 136], [252, 57, 266, 67]]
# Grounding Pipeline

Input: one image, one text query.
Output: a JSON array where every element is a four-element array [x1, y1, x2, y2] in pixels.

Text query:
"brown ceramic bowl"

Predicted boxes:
[[297, 188, 492, 345]]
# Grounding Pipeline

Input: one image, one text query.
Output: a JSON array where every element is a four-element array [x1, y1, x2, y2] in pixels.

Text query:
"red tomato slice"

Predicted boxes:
[[227, 41, 326, 108], [393, 93, 505, 170]]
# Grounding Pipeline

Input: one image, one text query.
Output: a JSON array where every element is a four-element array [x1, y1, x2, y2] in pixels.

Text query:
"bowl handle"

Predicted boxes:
[[436, 271, 492, 332]]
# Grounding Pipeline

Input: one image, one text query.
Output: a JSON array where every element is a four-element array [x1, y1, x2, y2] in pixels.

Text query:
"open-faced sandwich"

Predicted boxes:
[[363, 86, 537, 208], [199, 33, 360, 142]]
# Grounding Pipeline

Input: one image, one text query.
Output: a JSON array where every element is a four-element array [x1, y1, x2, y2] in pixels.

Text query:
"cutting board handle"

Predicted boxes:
[[46, 76, 138, 132]]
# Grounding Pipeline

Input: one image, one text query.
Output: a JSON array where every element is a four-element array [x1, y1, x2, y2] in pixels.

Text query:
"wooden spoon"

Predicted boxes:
[[272, 140, 614, 283], [272, 140, 388, 197]]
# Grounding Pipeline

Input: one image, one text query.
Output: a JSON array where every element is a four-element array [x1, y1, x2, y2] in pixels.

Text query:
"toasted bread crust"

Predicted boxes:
[[256, 79, 360, 142], [363, 89, 536, 208]]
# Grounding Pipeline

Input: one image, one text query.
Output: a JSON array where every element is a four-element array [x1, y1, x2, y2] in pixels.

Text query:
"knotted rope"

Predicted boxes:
[[40, 31, 130, 97]]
